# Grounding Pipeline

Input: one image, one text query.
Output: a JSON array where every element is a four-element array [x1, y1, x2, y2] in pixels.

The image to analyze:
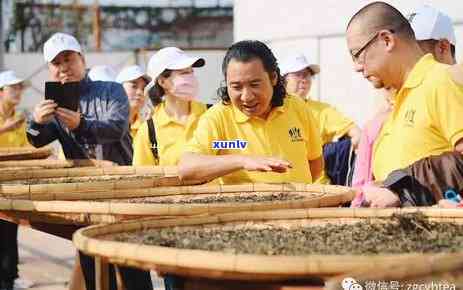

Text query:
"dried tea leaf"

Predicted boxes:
[[107, 213, 463, 256]]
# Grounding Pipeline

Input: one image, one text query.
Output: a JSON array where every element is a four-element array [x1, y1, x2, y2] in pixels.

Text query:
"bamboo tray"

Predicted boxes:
[[73, 208, 463, 281], [0, 165, 178, 182], [0, 180, 352, 201], [0, 166, 183, 196], [0, 183, 354, 225], [0, 159, 115, 169], [0, 147, 53, 161]]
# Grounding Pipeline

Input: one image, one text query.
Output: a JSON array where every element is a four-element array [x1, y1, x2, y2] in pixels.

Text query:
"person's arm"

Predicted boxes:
[[0, 117, 24, 135], [309, 156, 324, 181], [347, 125, 362, 148], [321, 105, 358, 144], [180, 106, 294, 183], [27, 100, 59, 147], [304, 105, 324, 182], [364, 150, 463, 208], [73, 83, 130, 144], [361, 184, 400, 208], [431, 75, 463, 152], [27, 121, 60, 148], [178, 152, 291, 183]]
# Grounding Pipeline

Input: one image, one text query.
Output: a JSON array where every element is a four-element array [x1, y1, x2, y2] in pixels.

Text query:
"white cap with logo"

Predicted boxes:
[[279, 54, 320, 76], [409, 5, 456, 45], [88, 65, 117, 82], [144, 47, 205, 96], [116, 65, 151, 84], [0, 70, 29, 89], [43, 32, 82, 62]]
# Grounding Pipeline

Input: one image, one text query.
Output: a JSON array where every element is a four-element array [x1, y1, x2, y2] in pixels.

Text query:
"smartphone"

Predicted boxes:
[[45, 82, 80, 111]]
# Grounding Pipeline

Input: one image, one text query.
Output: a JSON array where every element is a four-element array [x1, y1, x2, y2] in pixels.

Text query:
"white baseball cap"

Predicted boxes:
[[43, 32, 82, 62], [144, 47, 205, 96], [409, 5, 456, 45], [88, 65, 117, 82], [279, 54, 320, 76], [116, 65, 151, 84], [0, 70, 30, 89]]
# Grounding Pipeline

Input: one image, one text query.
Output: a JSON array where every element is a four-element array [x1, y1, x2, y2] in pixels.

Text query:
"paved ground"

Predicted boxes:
[[17, 226, 164, 290], [17, 226, 74, 290]]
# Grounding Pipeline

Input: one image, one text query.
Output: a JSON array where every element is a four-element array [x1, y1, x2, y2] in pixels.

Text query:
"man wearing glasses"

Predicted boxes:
[[346, 2, 463, 207]]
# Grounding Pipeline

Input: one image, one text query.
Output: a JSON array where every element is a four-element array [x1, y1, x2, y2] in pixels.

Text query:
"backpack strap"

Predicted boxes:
[[146, 118, 159, 160]]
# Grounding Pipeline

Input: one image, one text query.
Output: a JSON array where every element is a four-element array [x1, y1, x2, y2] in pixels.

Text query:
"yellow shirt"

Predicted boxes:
[[305, 99, 355, 145], [133, 101, 206, 166], [184, 95, 323, 184], [449, 63, 463, 85], [304, 99, 355, 184], [373, 54, 463, 181], [0, 111, 29, 148], [130, 116, 143, 139]]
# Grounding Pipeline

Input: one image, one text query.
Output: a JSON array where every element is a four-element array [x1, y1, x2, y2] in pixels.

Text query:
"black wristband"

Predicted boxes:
[[74, 113, 86, 132]]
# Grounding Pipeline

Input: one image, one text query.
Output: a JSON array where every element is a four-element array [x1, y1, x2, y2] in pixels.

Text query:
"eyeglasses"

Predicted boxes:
[[351, 29, 397, 62], [351, 31, 380, 62]]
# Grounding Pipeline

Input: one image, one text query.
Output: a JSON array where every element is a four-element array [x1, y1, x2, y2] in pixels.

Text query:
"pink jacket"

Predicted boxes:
[[351, 109, 391, 207]]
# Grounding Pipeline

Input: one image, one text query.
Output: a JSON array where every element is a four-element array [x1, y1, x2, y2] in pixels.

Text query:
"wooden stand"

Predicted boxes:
[[95, 257, 110, 290], [182, 277, 324, 290], [92, 256, 324, 290]]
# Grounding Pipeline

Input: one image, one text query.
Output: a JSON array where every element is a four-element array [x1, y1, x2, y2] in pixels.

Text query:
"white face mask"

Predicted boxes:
[[170, 73, 199, 101]]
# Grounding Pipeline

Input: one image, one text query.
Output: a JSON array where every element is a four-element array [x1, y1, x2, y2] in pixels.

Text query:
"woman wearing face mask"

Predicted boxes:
[[133, 47, 207, 166], [116, 65, 152, 139]]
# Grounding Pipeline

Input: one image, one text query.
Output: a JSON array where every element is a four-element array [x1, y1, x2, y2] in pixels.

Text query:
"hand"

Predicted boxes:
[[0, 116, 25, 133], [362, 185, 400, 208], [55, 107, 81, 130], [438, 199, 459, 208], [33, 100, 58, 124], [241, 155, 292, 173]]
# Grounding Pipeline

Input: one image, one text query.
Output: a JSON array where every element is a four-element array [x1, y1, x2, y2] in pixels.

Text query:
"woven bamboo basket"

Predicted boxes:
[[0, 147, 53, 161], [0, 166, 200, 200], [0, 179, 353, 201], [0, 166, 185, 198], [325, 255, 463, 289], [73, 207, 463, 281], [0, 183, 354, 225], [0, 159, 115, 169]]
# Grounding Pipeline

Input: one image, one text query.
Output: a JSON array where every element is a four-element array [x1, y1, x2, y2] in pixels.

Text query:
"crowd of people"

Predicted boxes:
[[0, 1, 462, 289]]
